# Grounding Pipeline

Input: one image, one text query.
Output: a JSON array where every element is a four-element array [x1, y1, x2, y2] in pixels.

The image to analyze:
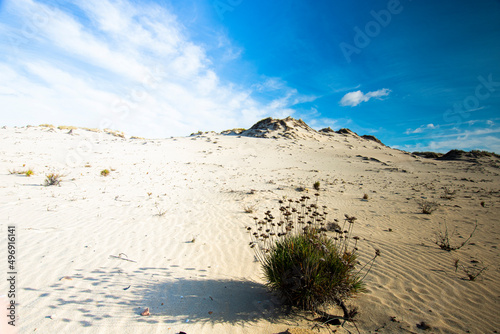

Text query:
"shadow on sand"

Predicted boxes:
[[25, 265, 289, 328], [136, 275, 287, 325]]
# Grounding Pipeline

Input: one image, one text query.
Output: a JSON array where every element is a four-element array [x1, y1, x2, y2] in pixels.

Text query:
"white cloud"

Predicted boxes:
[[400, 135, 500, 154], [405, 123, 439, 135], [254, 77, 287, 92], [396, 125, 500, 153], [339, 88, 391, 107], [0, 0, 315, 137]]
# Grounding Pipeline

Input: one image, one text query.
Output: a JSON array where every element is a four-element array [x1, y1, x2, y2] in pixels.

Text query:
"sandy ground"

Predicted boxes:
[[0, 124, 499, 334]]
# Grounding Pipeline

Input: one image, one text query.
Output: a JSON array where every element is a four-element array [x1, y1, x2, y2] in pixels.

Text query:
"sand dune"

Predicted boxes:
[[0, 120, 498, 333]]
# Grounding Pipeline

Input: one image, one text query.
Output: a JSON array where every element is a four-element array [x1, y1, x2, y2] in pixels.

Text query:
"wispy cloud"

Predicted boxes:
[[405, 123, 438, 135], [339, 88, 391, 107], [396, 135, 500, 154], [0, 0, 315, 137], [394, 124, 500, 153]]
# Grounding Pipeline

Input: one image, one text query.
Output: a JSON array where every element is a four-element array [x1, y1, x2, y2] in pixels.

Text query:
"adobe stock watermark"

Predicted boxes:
[[7, 5, 52, 55], [110, 65, 163, 122], [64, 66, 163, 168], [443, 74, 500, 126], [408, 73, 499, 153], [213, 0, 243, 20], [339, 0, 411, 63]]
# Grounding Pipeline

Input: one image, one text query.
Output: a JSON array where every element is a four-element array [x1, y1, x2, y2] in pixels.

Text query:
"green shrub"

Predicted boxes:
[[100, 169, 110, 176], [44, 173, 62, 186], [248, 194, 378, 314], [313, 181, 320, 191], [262, 230, 363, 310]]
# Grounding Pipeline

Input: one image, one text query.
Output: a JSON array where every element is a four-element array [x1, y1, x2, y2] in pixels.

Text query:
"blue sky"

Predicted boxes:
[[1, 0, 499, 152]]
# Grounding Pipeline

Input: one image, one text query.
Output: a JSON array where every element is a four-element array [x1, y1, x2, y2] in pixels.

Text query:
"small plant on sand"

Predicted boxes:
[[327, 220, 341, 232], [440, 186, 456, 200], [362, 193, 369, 200], [454, 259, 487, 281], [435, 221, 477, 251], [313, 181, 320, 191], [154, 202, 167, 217], [296, 185, 307, 192], [247, 193, 379, 318], [244, 204, 256, 214], [9, 169, 34, 176], [417, 200, 438, 214], [100, 169, 110, 176], [44, 173, 62, 186]]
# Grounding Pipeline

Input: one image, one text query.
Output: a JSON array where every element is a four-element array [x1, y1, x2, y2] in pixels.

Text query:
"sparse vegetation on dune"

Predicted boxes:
[[435, 221, 477, 252], [412, 151, 443, 159], [243, 204, 256, 214], [417, 199, 439, 214], [81, 127, 101, 133], [438, 149, 500, 161], [104, 128, 125, 138], [9, 168, 34, 176], [454, 259, 488, 281], [440, 186, 456, 200], [44, 173, 63, 186], [57, 125, 78, 130], [154, 202, 167, 217]]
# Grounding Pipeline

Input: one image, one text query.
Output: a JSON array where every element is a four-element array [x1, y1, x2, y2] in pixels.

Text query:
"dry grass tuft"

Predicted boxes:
[[58, 125, 78, 130], [243, 204, 256, 214], [44, 173, 63, 186], [104, 128, 125, 138], [9, 168, 34, 177], [454, 259, 488, 281], [81, 127, 101, 133], [440, 186, 456, 200], [154, 202, 167, 217], [435, 221, 477, 251], [417, 200, 439, 214]]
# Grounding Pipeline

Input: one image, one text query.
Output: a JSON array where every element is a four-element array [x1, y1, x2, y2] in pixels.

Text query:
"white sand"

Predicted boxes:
[[0, 123, 498, 333]]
